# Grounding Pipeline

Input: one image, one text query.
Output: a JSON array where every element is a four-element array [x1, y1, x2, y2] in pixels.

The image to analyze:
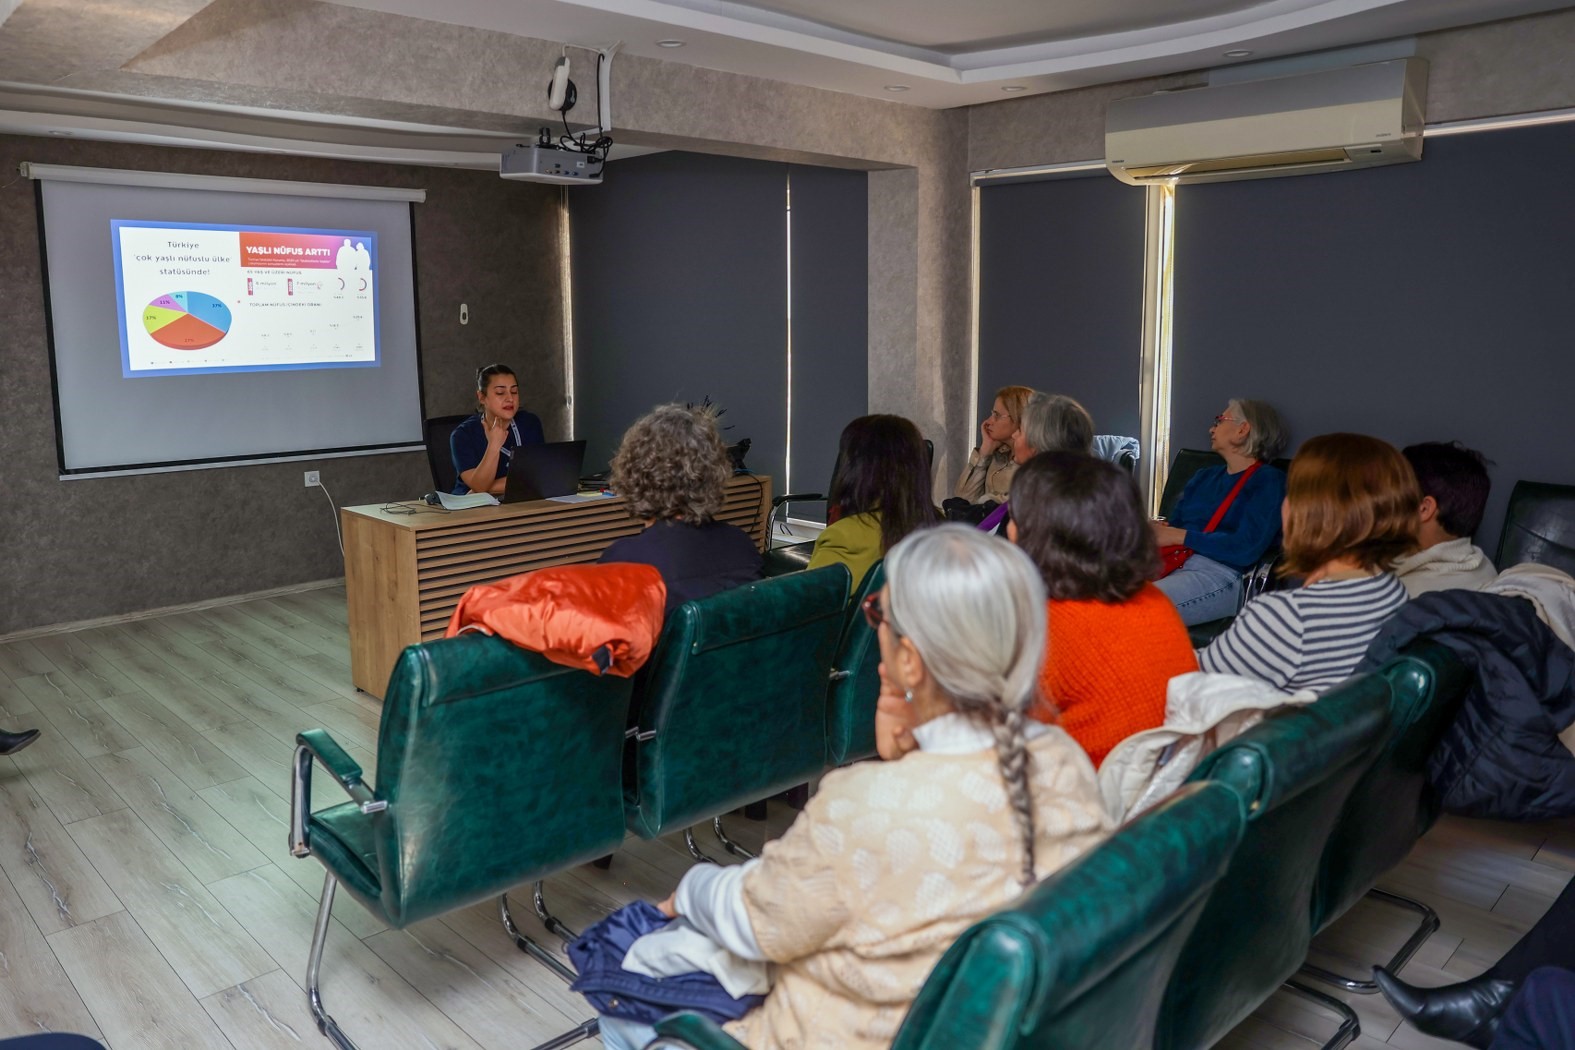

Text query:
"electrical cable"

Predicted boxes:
[[316, 478, 344, 557]]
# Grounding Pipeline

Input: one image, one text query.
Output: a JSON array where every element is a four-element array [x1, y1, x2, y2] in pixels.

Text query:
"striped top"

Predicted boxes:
[[1197, 574, 1409, 693]]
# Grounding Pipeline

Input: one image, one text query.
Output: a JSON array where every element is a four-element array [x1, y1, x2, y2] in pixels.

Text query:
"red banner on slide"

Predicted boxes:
[[238, 231, 349, 269]]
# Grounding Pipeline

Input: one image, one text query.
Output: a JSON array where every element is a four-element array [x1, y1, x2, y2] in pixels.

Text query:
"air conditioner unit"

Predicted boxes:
[[1106, 58, 1427, 186]]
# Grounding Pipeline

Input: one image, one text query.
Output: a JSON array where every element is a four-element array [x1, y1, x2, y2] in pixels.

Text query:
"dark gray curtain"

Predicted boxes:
[[571, 151, 788, 482], [977, 174, 1147, 441], [786, 164, 868, 521], [1172, 123, 1575, 555]]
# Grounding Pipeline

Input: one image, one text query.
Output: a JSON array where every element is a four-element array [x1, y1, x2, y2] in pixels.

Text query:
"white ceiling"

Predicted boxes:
[[330, 0, 1575, 107]]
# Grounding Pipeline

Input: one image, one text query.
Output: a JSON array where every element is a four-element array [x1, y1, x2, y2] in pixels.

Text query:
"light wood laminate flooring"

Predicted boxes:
[[0, 586, 1569, 1049]]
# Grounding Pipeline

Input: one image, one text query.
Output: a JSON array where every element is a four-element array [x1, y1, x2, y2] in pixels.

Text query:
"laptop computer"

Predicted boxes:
[[502, 440, 588, 503]]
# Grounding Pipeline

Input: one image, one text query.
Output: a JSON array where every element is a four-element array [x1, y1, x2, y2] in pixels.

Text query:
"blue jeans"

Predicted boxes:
[[1154, 553, 1243, 626], [597, 1016, 660, 1050]]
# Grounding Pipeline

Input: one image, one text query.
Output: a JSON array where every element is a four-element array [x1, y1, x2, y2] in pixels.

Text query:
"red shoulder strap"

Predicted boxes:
[[1203, 461, 1262, 534]]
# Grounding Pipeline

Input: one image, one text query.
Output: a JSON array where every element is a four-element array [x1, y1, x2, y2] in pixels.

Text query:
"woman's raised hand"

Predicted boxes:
[[978, 419, 1001, 458], [484, 414, 509, 449], [874, 661, 919, 761]]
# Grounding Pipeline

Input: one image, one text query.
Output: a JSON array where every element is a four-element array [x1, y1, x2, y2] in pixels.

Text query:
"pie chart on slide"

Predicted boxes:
[[142, 291, 232, 350]]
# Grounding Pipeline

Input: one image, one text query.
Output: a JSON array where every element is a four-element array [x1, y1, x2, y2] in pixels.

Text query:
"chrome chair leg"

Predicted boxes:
[[500, 892, 577, 983], [1301, 887, 1440, 993], [534, 880, 579, 944], [712, 817, 756, 859], [305, 873, 358, 1050], [499, 892, 604, 1050], [1283, 979, 1360, 1050], [684, 827, 720, 863], [525, 1019, 600, 1050]]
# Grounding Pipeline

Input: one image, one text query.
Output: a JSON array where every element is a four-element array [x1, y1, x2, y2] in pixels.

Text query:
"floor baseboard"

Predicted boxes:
[[0, 577, 345, 644]]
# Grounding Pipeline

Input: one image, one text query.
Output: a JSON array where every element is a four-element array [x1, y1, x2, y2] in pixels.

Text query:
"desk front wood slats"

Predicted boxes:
[[341, 475, 772, 698]]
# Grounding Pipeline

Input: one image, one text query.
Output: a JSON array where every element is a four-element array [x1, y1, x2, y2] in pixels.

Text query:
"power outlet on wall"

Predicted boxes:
[[304, 470, 321, 488]]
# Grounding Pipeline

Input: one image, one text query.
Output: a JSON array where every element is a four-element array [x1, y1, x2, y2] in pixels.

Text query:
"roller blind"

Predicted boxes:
[[786, 164, 868, 520], [1171, 122, 1575, 555], [976, 174, 1147, 444], [571, 152, 789, 483]]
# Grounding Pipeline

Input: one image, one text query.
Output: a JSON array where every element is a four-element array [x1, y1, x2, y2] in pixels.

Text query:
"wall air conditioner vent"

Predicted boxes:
[[1106, 59, 1427, 186]]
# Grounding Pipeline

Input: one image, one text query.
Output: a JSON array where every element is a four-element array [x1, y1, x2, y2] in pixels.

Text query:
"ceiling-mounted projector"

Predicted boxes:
[[501, 143, 603, 184], [501, 42, 620, 185]]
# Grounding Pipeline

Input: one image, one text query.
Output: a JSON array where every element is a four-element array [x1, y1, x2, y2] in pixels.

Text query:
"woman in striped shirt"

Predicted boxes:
[[1199, 433, 1420, 693]]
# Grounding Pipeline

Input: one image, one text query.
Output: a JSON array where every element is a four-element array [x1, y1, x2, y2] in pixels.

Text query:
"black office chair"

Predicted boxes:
[[424, 414, 471, 494], [1496, 480, 1575, 575]]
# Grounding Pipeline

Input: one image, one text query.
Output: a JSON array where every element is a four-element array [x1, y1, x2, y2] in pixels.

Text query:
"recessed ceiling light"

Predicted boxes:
[[884, 85, 910, 92], [1001, 85, 1027, 93], [656, 39, 685, 48], [1223, 49, 1253, 58]]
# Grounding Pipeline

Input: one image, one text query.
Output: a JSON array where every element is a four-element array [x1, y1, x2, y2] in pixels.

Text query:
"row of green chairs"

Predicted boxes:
[[650, 639, 1471, 1050], [286, 561, 890, 1049]]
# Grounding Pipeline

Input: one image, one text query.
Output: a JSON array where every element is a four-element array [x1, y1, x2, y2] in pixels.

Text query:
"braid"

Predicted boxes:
[[990, 701, 1037, 889]]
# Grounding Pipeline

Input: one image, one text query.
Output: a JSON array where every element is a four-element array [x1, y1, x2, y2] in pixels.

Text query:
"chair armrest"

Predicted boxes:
[[770, 492, 824, 507], [649, 1013, 749, 1049], [289, 728, 381, 858]]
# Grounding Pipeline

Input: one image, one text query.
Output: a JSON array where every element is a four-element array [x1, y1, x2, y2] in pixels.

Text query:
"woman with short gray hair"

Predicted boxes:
[[596, 525, 1111, 1050], [1151, 398, 1290, 626], [976, 392, 1095, 534], [1013, 391, 1095, 463]]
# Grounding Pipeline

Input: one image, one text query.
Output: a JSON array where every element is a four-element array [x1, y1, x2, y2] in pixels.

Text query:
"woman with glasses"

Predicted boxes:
[[954, 385, 1034, 505], [596, 526, 1111, 1050], [1152, 399, 1289, 626]]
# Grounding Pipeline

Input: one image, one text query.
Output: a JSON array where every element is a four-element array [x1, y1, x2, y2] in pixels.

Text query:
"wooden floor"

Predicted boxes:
[[0, 585, 1569, 1049]]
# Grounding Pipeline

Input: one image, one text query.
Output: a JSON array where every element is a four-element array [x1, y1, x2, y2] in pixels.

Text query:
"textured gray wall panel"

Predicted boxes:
[[0, 135, 562, 633]]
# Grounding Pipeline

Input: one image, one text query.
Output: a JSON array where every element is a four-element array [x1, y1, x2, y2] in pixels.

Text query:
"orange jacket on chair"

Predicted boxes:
[[445, 563, 667, 677]]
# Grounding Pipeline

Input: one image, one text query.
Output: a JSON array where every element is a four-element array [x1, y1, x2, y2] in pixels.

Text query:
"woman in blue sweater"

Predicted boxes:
[[1152, 399, 1288, 625]]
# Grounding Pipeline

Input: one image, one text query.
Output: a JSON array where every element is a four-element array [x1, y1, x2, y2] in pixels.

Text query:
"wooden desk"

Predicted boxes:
[[341, 475, 772, 698]]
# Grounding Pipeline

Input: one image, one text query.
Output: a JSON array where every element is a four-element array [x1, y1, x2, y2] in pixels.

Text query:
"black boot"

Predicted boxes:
[[1374, 966, 1517, 1049], [0, 728, 40, 756]]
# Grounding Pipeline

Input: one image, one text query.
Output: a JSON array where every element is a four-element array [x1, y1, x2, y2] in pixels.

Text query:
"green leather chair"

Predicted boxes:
[[644, 781, 1247, 1050], [624, 566, 849, 857], [825, 560, 884, 767], [1302, 640, 1472, 992], [1156, 677, 1393, 1050], [289, 632, 633, 1050]]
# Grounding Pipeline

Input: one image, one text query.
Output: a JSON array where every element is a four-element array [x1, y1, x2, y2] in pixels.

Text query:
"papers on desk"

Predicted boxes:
[[437, 491, 501, 510], [548, 492, 618, 504]]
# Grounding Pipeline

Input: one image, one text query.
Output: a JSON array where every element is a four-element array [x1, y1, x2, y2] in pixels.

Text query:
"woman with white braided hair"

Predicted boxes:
[[598, 525, 1112, 1050]]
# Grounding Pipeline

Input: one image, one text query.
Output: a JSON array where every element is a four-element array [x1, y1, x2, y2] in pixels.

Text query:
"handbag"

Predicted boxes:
[[1156, 462, 1262, 579]]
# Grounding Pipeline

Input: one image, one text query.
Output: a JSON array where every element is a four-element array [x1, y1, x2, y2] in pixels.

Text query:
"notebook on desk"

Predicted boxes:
[[502, 440, 588, 503]]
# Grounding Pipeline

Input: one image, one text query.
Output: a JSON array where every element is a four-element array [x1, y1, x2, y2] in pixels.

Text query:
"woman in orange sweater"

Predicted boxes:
[[1007, 451, 1198, 766]]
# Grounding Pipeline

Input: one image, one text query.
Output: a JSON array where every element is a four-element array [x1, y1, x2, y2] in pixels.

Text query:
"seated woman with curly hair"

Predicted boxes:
[[599, 403, 763, 612], [1198, 432, 1418, 693], [1008, 451, 1198, 766]]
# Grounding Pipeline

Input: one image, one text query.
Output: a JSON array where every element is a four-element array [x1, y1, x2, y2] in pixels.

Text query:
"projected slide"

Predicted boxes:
[[112, 220, 379, 378]]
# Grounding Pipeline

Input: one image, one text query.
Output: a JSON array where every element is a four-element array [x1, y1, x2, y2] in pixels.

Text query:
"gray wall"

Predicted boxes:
[[0, 135, 564, 634]]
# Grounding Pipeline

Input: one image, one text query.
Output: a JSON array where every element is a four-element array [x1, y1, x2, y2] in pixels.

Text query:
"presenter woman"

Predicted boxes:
[[449, 364, 546, 495]]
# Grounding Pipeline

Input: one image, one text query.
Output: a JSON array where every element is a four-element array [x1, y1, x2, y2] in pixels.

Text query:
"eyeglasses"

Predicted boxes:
[[1212, 414, 1244, 427], [861, 591, 903, 636]]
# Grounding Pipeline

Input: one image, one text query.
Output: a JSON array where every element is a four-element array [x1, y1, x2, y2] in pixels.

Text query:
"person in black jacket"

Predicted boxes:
[[599, 403, 763, 613]]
